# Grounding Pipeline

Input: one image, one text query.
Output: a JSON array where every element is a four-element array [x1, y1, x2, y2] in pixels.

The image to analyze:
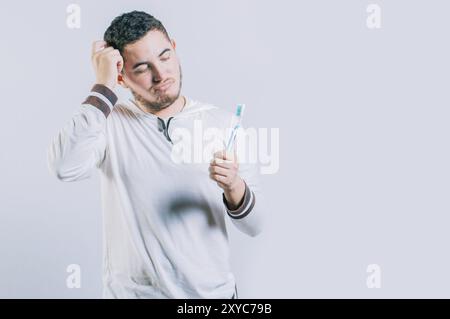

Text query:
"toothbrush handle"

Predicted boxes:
[[226, 126, 239, 152]]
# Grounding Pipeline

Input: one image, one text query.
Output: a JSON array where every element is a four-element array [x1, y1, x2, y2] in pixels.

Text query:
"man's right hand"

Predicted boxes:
[[91, 40, 124, 90]]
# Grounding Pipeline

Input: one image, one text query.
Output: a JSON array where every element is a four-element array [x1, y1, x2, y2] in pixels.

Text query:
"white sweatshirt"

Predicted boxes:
[[47, 85, 264, 299]]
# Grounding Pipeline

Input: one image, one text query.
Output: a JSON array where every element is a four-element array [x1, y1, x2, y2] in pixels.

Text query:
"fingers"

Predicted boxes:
[[94, 48, 123, 74], [90, 40, 124, 90], [99, 47, 117, 57], [91, 47, 112, 64], [210, 158, 233, 169], [210, 150, 238, 172], [213, 150, 228, 160], [209, 165, 228, 177], [209, 150, 242, 191], [209, 150, 239, 187], [214, 150, 237, 161], [91, 40, 107, 56], [91, 41, 120, 62], [210, 173, 228, 185], [212, 150, 237, 163]]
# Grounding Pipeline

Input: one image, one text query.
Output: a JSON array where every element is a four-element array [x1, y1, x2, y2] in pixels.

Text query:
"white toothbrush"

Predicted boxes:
[[225, 104, 246, 152]]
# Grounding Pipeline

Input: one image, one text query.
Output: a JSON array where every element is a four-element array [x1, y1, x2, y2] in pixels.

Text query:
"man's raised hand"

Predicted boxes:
[[91, 40, 124, 90]]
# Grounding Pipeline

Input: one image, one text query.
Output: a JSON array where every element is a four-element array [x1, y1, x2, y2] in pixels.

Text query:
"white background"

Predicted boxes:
[[1, 0, 450, 298]]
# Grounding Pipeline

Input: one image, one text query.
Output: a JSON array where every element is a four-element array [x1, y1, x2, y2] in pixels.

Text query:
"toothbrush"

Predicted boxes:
[[226, 104, 246, 152]]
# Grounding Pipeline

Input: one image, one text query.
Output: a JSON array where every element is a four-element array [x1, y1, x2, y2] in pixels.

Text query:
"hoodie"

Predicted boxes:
[[47, 84, 264, 299]]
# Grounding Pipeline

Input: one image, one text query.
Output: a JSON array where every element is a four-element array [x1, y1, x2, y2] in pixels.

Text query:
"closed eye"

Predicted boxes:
[[160, 51, 171, 61], [134, 64, 150, 74]]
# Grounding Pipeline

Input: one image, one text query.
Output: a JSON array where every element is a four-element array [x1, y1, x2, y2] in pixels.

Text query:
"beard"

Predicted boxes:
[[132, 66, 183, 112]]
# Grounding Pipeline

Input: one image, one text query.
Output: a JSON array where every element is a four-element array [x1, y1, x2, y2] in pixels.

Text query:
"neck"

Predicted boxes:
[[138, 95, 186, 119]]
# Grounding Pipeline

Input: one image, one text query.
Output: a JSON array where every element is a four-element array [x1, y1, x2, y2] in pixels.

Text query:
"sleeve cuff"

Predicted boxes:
[[222, 181, 256, 219], [82, 84, 118, 118]]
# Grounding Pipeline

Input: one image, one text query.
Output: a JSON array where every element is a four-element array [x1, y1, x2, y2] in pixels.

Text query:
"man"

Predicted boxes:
[[48, 10, 264, 299]]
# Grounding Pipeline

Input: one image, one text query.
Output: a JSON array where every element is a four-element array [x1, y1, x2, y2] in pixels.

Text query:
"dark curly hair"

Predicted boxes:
[[103, 11, 170, 54]]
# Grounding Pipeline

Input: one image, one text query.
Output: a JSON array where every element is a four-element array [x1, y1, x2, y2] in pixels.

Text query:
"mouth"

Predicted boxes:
[[154, 80, 174, 92]]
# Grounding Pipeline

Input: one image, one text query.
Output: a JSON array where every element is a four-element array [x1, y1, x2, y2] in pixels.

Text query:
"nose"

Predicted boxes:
[[151, 63, 168, 84]]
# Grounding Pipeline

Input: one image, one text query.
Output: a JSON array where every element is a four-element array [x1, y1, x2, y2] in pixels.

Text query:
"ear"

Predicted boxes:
[[171, 38, 177, 50], [118, 74, 129, 89]]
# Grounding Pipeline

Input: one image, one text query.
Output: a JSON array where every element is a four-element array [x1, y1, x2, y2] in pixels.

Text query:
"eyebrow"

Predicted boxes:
[[132, 48, 171, 70]]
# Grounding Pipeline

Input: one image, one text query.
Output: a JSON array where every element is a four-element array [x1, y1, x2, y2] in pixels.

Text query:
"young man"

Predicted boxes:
[[48, 11, 264, 299]]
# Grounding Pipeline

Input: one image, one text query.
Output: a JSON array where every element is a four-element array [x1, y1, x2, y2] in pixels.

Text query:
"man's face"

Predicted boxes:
[[121, 30, 182, 111]]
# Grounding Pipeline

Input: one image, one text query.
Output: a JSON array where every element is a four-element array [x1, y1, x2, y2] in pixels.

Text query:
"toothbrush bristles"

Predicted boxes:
[[236, 104, 246, 117]]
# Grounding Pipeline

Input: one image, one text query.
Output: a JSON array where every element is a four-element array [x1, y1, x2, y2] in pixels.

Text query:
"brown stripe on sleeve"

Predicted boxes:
[[223, 181, 256, 220], [82, 95, 111, 118], [91, 84, 118, 106]]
